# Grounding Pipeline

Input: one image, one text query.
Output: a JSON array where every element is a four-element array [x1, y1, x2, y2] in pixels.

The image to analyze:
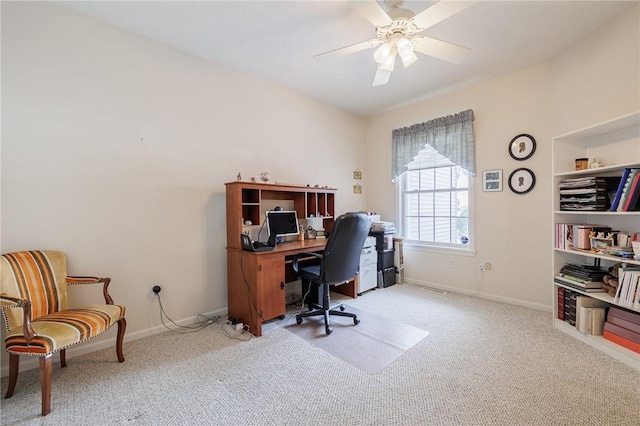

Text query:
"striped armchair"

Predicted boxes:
[[0, 250, 126, 416]]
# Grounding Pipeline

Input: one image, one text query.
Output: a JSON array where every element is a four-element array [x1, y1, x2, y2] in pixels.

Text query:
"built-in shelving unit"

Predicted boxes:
[[552, 112, 640, 370]]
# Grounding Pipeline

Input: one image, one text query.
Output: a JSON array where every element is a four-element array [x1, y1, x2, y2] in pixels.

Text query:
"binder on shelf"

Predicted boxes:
[[607, 315, 640, 334], [602, 330, 640, 353], [617, 168, 640, 212], [621, 172, 640, 211], [610, 168, 631, 211], [603, 322, 640, 344], [614, 267, 640, 306], [608, 306, 640, 325]]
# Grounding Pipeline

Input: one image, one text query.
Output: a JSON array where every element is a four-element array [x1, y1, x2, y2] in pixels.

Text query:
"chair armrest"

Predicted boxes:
[[67, 276, 114, 305], [291, 253, 323, 274], [0, 294, 36, 343]]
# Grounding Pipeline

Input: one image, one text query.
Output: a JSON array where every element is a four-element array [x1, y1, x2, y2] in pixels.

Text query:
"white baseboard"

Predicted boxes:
[[0, 308, 227, 378], [404, 278, 552, 313]]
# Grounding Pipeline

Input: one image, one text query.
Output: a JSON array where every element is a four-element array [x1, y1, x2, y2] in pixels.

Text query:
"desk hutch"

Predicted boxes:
[[226, 181, 355, 336]]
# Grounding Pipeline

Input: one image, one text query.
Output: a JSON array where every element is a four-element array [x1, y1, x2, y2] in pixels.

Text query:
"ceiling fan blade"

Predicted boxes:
[[410, 1, 476, 30], [347, 0, 393, 27], [372, 65, 392, 86], [315, 39, 380, 58], [413, 36, 470, 64]]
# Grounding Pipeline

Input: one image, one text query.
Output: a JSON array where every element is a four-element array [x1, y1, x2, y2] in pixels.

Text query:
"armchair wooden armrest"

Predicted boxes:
[[0, 293, 36, 344], [67, 276, 114, 305], [292, 252, 323, 274]]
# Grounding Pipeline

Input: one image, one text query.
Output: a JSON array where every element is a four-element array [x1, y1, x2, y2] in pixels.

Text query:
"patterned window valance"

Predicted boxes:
[[391, 109, 476, 180]]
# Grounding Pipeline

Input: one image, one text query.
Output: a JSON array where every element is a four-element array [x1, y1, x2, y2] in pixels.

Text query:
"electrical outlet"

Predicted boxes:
[[234, 322, 244, 331], [479, 264, 485, 272], [152, 285, 161, 294]]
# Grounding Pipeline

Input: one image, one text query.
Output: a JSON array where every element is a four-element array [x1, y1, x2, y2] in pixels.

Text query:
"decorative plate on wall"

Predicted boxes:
[[508, 168, 536, 194], [508, 134, 536, 161]]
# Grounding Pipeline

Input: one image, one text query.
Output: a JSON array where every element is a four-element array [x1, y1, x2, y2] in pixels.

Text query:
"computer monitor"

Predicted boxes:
[[266, 210, 299, 242]]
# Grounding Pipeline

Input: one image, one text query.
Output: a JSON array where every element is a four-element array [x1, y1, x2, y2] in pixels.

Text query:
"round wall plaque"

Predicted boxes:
[[508, 168, 536, 194], [508, 134, 536, 161]]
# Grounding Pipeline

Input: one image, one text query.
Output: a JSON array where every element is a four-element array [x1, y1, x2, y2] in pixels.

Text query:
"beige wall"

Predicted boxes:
[[1, 2, 367, 373], [365, 5, 640, 309]]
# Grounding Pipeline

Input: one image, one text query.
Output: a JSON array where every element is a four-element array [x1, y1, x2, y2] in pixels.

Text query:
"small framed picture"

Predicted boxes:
[[482, 169, 502, 192], [353, 169, 362, 180], [353, 184, 362, 194]]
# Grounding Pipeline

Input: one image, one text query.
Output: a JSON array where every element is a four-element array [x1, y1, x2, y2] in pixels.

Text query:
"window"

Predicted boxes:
[[392, 109, 475, 251], [397, 142, 473, 251]]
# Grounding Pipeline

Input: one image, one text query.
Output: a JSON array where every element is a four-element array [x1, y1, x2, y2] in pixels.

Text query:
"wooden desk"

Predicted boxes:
[[225, 181, 346, 337], [226, 239, 357, 337]]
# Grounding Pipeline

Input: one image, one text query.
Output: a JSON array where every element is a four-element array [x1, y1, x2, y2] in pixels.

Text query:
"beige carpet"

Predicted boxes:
[[1, 284, 639, 425], [283, 305, 429, 374]]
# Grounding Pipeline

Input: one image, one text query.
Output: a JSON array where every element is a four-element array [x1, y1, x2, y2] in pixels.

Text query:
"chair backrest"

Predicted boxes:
[[1, 250, 69, 331], [320, 212, 370, 285]]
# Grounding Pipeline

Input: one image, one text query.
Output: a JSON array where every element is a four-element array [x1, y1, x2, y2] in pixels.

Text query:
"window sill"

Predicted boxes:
[[403, 242, 476, 257]]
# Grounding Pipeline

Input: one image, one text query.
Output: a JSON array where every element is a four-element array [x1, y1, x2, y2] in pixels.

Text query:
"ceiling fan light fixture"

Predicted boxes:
[[380, 49, 397, 71], [396, 36, 417, 68], [396, 36, 413, 56], [373, 42, 392, 64], [400, 50, 417, 68]]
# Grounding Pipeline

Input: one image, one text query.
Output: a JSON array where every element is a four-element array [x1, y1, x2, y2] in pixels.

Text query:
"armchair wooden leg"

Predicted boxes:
[[39, 354, 53, 416], [116, 317, 126, 362], [5, 354, 19, 399], [60, 349, 67, 368]]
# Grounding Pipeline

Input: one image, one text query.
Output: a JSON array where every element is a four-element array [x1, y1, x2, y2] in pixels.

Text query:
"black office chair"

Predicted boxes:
[[292, 212, 370, 335]]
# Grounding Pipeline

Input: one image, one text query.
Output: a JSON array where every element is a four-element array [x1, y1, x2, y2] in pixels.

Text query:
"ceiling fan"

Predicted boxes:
[[316, 0, 476, 86]]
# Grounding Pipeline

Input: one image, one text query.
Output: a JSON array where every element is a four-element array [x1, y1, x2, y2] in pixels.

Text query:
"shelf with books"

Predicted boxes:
[[552, 112, 640, 370], [554, 281, 640, 312]]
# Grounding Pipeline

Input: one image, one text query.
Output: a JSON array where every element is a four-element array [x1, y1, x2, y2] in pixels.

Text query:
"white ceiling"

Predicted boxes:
[[58, 1, 636, 117]]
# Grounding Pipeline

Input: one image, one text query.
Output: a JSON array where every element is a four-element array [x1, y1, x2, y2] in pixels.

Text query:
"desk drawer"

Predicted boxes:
[[377, 250, 394, 270], [357, 263, 377, 293], [360, 248, 377, 267]]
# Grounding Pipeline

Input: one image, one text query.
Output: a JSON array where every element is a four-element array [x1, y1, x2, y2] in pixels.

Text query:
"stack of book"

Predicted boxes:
[[557, 287, 609, 332], [603, 307, 640, 354], [613, 265, 640, 310], [554, 263, 607, 293], [559, 177, 616, 211], [557, 287, 577, 326], [611, 168, 640, 212]]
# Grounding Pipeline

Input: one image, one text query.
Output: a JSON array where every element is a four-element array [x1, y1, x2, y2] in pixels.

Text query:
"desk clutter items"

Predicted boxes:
[[558, 176, 618, 211], [574, 157, 589, 170], [555, 224, 640, 259]]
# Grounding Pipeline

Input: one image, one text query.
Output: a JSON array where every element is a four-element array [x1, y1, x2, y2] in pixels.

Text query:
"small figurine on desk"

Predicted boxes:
[[236, 172, 242, 181], [250, 176, 257, 183], [260, 172, 270, 183]]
